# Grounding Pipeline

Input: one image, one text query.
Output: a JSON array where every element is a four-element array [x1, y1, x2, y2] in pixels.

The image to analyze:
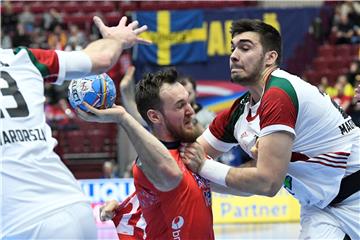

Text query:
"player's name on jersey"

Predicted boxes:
[[338, 119, 357, 135], [0, 128, 46, 146]]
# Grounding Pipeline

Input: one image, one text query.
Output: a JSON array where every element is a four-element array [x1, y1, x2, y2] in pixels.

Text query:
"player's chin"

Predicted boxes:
[[232, 73, 250, 84]]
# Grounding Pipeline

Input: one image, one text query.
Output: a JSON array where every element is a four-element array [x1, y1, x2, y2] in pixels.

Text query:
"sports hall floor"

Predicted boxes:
[[97, 222, 300, 239]]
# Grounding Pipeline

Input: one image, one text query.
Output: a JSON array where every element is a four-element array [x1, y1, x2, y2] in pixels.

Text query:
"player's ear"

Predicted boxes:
[[265, 50, 278, 66], [147, 109, 162, 124]]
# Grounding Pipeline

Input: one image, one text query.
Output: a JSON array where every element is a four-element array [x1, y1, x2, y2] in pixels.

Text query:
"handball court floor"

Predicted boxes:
[[97, 222, 301, 239]]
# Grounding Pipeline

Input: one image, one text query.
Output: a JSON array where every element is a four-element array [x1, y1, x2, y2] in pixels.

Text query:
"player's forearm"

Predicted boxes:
[[120, 87, 147, 126], [238, 159, 256, 168], [210, 182, 253, 196], [83, 38, 125, 74], [226, 167, 282, 196], [118, 112, 182, 191]]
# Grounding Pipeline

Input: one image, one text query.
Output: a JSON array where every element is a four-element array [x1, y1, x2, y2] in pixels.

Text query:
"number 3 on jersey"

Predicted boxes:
[[0, 71, 29, 118]]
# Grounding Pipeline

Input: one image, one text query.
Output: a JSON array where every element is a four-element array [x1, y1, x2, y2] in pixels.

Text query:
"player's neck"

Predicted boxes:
[[248, 85, 264, 105], [249, 65, 277, 105]]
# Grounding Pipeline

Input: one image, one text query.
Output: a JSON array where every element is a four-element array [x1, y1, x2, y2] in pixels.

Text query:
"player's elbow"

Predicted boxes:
[[155, 168, 183, 192], [261, 178, 282, 197], [254, 172, 282, 197], [83, 49, 115, 74], [91, 53, 114, 73]]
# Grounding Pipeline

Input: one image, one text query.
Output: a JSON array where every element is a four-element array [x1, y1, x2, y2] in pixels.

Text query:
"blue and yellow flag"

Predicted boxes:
[[134, 10, 207, 66]]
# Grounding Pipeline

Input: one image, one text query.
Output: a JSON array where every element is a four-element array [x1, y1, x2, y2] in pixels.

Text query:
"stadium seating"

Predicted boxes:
[[67, 162, 104, 179], [317, 44, 335, 58]]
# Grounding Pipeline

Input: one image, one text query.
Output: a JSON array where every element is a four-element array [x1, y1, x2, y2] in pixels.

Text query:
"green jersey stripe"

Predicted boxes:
[[265, 76, 299, 113], [13, 47, 50, 78]]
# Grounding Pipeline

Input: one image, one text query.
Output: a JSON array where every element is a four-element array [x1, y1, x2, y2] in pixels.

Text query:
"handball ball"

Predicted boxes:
[[68, 73, 116, 112]]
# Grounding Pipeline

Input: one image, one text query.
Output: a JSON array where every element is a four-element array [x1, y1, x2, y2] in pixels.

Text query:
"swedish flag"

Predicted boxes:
[[134, 10, 207, 66]]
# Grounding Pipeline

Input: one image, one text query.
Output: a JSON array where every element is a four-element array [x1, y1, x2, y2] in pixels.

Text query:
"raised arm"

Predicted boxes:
[[119, 66, 147, 126], [77, 104, 182, 192], [61, 16, 150, 80]]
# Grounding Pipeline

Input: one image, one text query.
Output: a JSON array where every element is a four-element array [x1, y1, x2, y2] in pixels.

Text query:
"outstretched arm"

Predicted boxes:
[[62, 16, 150, 80], [77, 104, 182, 192], [210, 182, 253, 196], [183, 132, 293, 196]]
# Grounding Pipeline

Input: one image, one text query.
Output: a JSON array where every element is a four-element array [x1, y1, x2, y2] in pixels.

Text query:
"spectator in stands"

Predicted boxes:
[[332, 76, 353, 113], [332, 13, 355, 45], [47, 23, 68, 50], [12, 23, 32, 47], [317, 76, 336, 97], [29, 27, 48, 49], [350, 79, 360, 127], [347, 60, 360, 86], [340, 0, 360, 25], [336, 74, 355, 97], [102, 161, 118, 178], [65, 24, 87, 51], [18, 5, 35, 33], [355, 84, 360, 102], [44, 82, 74, 129], [1, 1, 18, 36], [42, 8, 63, 31]]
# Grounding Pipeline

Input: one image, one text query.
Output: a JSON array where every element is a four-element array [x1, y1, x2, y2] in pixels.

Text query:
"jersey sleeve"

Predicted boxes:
[[259, 76, 298, 137], [205, 95, 247, 152], [16, 47, 66, 84]]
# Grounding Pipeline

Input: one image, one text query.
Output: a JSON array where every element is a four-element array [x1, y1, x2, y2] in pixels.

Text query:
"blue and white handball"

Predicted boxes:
[[68, 73, 116, 112]]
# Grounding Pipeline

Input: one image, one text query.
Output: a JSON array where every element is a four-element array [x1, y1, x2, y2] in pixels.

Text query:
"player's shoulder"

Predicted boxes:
[[226, 91, 250, 118], [267, 69, 308, 90], [264, 69, 312, 99], [0, 48, 17, 63]]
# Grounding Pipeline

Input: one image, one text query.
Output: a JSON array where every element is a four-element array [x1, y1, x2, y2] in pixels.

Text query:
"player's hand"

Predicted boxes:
[[93, 16, 151, 49], [355, 84, 360, 104], [120, 65, 136, 95], [180, 142, 207, 173], [76, 102, 127, 123], [99, 199, 119, 221]]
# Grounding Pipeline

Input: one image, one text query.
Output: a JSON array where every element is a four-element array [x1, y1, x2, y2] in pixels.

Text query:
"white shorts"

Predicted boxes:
[[299, 191, 360, 239], [4, 202, 97, 240]]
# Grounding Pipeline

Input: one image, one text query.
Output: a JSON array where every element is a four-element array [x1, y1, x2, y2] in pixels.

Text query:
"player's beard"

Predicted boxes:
[[231, 58, 264, 86], [165, 119, 201, 143]]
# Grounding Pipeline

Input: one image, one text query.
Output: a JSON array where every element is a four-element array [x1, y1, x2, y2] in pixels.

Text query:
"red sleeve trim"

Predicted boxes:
[[259, 87, 297, 130], [29, 48, 59, 83]]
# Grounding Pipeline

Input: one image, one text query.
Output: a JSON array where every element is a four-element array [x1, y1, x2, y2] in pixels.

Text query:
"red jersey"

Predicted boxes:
[[133, 144, 214, 240]]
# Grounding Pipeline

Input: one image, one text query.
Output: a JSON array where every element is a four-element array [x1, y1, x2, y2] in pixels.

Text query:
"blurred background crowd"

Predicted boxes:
[[1, 0, 359, 179]]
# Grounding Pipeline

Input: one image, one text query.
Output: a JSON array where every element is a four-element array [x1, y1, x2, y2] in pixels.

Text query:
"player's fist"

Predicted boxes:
[[99, 199, 119, 221]]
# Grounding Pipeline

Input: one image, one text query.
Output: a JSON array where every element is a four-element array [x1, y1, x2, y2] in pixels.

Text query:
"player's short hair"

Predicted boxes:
[[135, 68, 178, 125], [231, 19, 282, 65]]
